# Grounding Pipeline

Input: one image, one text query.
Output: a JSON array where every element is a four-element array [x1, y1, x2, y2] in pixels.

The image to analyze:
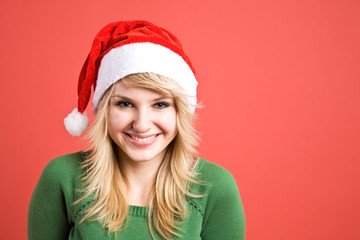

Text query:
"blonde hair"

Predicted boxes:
[[75, 72, 202, 239]]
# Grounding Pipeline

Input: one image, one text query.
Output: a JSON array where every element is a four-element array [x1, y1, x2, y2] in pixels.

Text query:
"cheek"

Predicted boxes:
[[109, 112, 120, 130], [159, 111, 177, 134], [108, 110, 127, 132]]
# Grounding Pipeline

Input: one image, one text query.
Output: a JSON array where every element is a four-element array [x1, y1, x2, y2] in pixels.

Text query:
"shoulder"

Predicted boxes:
[[191, 159, 246, 239], [189, 158, 241, 208], [32, 151, 86, 215], [45, 151, 85, 171], [29, 152, 86, 237], [39, 151, 85, 187], [196, 158, 238, 188]]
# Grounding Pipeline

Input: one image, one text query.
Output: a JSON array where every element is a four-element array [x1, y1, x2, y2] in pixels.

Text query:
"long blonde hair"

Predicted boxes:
[[75, 72, 202, 239]]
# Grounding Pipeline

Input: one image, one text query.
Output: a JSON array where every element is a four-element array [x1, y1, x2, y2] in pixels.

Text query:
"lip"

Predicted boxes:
[[124, 133, 160, 147]]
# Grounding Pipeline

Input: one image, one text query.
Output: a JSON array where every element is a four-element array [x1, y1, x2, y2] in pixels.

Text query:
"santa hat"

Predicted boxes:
[[64, 20, 198, 136]]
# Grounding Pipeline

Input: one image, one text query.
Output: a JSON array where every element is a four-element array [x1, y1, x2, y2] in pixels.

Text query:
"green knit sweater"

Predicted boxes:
[[28, 152, 245, 239]]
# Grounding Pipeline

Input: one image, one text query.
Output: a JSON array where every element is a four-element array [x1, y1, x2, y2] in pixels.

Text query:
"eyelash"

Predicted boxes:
[[116, 101, 134, 108], [115, 101, 170, 109], [154, 102, 170, 109]]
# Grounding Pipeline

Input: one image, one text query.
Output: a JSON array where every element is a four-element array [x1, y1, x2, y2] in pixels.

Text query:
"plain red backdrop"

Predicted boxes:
[[0, 0, 359, 239]]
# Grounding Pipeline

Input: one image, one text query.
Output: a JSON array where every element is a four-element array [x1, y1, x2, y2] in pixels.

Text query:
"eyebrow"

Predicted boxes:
[[111, 95, 172, 101]]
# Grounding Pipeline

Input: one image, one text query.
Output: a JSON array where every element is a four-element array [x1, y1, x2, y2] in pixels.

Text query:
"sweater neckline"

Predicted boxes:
[[126, 159, 207, 218], [129, 205, 149, 217]]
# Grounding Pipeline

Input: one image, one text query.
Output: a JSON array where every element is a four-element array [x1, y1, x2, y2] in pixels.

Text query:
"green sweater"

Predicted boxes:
[[28, 152, 245, 239]]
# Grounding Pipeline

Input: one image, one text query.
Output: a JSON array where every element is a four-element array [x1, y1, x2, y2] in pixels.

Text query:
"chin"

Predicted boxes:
[[121, 148, 167, 163]]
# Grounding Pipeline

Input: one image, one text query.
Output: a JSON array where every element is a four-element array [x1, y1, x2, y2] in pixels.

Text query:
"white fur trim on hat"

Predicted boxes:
[[93, 42, 198, 113], [64, 108, 90, 136]]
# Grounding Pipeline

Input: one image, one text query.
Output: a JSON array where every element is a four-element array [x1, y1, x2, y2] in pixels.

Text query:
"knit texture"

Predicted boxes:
[[28, 152, 245, 239]]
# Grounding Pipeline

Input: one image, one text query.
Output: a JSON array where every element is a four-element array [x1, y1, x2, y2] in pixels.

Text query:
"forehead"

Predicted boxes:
[[112, 83, 171, 100]]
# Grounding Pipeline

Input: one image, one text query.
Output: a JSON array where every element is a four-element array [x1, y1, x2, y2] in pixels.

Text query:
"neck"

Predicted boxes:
[[117, 150, 164, 206]]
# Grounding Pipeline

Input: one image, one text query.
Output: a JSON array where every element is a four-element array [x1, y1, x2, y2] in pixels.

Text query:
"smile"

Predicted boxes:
[[125, 133, 160, 146], [130, 135, 156, 142]]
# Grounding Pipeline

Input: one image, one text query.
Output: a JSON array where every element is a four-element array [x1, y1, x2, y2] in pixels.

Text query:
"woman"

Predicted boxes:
[[28, 20, 245, 240]]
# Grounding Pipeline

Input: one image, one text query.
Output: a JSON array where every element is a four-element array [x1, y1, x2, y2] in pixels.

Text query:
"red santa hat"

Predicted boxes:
[[64, 20, 198, 136]]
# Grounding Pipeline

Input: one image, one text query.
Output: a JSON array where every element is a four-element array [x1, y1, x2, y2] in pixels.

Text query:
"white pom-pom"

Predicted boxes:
[[64, 108, 90, 136]]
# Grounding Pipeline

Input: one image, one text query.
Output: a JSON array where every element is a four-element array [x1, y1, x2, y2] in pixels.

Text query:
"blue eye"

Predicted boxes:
[[154, 102, 170, 109], [116, 101, 133, 108]]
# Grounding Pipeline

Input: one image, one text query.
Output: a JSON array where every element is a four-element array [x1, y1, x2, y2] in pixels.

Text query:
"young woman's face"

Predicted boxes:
[[108, 82, 177, 164]]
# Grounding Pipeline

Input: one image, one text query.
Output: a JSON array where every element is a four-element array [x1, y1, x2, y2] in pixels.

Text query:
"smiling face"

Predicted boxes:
[[107, 82, 177, 164]]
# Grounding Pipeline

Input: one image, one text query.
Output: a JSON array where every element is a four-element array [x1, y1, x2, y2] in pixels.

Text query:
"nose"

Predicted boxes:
[[132, 107, 152, 133]]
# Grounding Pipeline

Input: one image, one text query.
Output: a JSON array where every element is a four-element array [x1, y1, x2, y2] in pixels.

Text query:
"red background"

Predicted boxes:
[[0, 0, 359, 239]]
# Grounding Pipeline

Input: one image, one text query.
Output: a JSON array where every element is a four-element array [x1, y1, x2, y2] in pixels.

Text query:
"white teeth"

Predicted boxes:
[[130, 135, 156, 142]]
